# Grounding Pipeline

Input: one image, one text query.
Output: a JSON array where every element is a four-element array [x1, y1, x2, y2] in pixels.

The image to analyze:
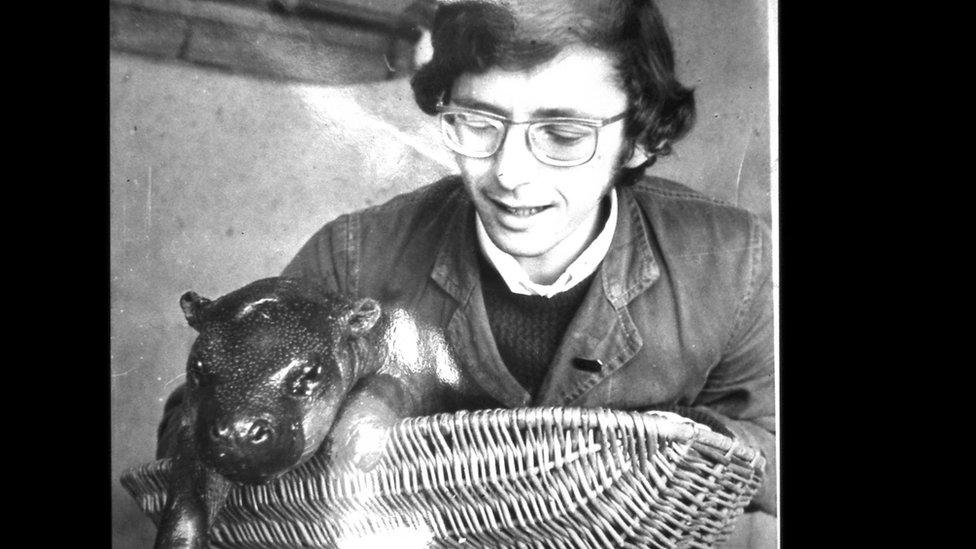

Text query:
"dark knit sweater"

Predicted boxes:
[[478, 252, 594, 397]]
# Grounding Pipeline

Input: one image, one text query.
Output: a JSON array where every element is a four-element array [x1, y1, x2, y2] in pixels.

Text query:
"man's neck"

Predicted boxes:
[[517, 231, 599, 285], [526, 193, 613, 284]]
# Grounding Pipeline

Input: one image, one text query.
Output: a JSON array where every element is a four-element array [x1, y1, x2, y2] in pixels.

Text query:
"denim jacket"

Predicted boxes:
[[281, 174, 776, 513]]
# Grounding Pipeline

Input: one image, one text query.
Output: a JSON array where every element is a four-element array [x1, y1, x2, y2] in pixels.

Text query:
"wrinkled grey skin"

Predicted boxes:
[[154, 277, 449, 549]]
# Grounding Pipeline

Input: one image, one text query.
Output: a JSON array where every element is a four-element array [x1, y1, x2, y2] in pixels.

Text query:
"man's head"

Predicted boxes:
[[410, 0, 694, 277], [411, 0, 695, 180]]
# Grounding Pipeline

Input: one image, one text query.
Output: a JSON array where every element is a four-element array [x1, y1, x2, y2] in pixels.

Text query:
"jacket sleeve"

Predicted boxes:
[[692, 215, 776, 515]]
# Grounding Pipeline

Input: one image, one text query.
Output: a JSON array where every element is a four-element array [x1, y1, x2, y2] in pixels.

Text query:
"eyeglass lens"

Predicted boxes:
[[440, 112, 598, 165]]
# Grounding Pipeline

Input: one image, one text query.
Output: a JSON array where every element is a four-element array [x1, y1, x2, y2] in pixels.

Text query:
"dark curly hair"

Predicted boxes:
[[411, 0, 695, 186]]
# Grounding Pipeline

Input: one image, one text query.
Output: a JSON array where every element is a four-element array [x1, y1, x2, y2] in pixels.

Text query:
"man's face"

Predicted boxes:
[[449, 45, 633, 278]]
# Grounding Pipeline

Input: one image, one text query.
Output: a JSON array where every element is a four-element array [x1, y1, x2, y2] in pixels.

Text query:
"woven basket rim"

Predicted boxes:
[[121, 407, 766, 549], [123, 406, 765, 479]]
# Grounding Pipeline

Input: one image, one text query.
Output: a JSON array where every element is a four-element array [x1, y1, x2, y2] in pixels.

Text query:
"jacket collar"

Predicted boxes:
[[599, 185, 661, 308], [430, 183, 662, 406]]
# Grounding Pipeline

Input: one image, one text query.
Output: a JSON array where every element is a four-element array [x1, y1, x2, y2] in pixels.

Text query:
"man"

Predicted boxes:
[[162, 0, 775, 542], [284, 0, 773, 515]]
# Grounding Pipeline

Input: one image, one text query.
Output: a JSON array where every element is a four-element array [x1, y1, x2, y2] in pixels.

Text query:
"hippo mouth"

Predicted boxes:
[[197, 417, 306, 484], [216, 464, 290, 485], [204, 446, 303, 484]]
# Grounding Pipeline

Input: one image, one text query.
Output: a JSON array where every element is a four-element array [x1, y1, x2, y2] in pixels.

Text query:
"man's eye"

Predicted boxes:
[[539, 124, 589, 143], [457, 114, 496, 130]]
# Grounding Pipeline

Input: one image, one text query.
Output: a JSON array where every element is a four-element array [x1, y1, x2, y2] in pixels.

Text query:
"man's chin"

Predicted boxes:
[[490, 235, 552, 260]]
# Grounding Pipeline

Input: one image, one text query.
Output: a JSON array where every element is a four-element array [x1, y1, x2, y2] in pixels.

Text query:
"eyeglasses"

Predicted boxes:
[[436, 103, 627, 167]]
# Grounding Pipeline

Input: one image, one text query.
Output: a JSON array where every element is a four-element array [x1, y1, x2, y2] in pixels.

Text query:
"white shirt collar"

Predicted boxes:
[[475, 188, 618, 298]]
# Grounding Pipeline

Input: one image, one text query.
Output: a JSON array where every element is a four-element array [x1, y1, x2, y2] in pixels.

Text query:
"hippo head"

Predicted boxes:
[[178, 277, 381, 484]]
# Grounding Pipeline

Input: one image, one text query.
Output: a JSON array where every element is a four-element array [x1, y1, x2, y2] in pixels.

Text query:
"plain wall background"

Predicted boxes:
[[110, 1, 771, 546]]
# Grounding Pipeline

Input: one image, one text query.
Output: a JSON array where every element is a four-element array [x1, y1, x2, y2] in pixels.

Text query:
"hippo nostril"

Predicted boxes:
[[246, 419, 273, 445], [210, 423, 231, 441]]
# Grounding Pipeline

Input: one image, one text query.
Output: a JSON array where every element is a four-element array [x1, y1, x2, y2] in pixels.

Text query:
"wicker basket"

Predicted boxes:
[[121, 407, 765, 549]]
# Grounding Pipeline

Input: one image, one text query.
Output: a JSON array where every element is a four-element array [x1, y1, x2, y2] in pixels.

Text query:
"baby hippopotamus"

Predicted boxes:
[[153, 277, 456, 549]]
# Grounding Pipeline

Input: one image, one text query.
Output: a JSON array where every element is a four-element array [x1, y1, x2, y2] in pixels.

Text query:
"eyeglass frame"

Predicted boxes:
[[435, 101, 628, 167]]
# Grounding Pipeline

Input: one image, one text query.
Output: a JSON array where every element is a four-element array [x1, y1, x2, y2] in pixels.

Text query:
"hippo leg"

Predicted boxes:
[[328, 374, 410, 472], [155, 430, 232, 549]]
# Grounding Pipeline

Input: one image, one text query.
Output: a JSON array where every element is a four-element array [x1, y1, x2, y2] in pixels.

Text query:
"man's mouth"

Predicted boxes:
[[491, 198, 551, 217]]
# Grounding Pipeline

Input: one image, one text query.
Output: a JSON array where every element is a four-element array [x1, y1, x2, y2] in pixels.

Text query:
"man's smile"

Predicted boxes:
[[487, 196, 554, 218], [484, 196, 556, 230]]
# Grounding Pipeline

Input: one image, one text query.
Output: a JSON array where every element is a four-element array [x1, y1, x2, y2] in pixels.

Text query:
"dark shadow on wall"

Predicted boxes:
[[109, 0, 427, 86]]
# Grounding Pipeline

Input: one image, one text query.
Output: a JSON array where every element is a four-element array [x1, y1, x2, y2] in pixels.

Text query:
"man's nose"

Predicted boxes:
[[494, 126, 540, 191]]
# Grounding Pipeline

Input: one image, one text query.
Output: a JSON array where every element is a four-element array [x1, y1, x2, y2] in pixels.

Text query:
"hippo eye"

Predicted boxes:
[[187, 358, 209, 386], [290, 363, 325, 397]]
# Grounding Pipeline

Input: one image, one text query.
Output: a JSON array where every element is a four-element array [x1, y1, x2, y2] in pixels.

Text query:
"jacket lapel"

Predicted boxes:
[[534, 187, 661, 406], [430, 200, 531, 408]]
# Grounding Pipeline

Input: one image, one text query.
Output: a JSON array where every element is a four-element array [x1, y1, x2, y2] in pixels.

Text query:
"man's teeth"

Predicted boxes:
[[502, 205, 545, 216]]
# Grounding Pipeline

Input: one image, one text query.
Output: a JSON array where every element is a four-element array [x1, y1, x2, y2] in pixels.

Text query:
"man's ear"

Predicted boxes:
[[347, 298, 382, 338], [623, 145, 651, 168], [180, 291, 212, 331]]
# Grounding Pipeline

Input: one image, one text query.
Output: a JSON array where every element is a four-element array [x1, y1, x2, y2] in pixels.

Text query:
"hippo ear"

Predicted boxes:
[[180, 291, 212, 331], [347, 298, 381, 338]]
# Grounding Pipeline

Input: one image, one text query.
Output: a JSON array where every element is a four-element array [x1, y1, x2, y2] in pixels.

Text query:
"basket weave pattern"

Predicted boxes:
[[121, 407, 765, 548]]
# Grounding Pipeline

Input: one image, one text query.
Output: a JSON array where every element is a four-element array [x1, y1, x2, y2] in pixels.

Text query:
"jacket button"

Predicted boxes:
[[572, 358, 603, 373]]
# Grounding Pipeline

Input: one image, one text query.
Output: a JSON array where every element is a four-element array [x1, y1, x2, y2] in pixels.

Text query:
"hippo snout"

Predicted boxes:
[[210, 417, 275, 446], [199, 414, 304, 484]]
